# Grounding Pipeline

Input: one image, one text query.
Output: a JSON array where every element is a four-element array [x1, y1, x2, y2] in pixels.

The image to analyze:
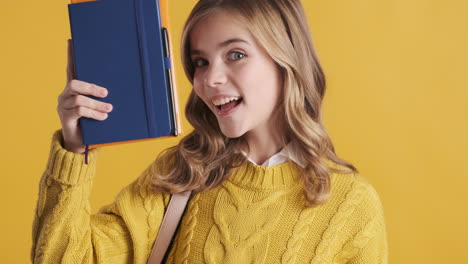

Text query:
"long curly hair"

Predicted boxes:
[[150, 0, 358, 207]]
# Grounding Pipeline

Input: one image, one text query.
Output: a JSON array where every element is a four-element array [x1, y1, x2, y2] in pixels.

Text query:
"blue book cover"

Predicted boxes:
[[68, 0, 179, 147]]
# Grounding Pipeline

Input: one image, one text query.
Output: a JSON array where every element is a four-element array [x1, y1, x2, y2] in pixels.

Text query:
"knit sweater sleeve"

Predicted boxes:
[[341, 174, 389, 264], [31, 129, 170, 264]]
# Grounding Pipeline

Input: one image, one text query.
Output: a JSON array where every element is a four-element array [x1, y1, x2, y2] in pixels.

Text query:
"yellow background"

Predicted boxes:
[[1, 0, 467, 263]]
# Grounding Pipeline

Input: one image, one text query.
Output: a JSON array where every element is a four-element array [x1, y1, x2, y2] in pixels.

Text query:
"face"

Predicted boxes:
[[190, 10, 283, 139]]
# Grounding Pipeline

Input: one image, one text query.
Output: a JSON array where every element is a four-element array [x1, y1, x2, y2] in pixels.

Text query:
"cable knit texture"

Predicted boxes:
[[31, 129, 388, 263]]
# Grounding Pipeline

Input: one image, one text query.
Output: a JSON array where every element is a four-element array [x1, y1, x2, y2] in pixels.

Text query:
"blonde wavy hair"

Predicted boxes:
[[150, 0, 358, 207]]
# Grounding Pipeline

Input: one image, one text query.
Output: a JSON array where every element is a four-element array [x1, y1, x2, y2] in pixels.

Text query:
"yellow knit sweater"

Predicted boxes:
[[31, 130, 388, 263]]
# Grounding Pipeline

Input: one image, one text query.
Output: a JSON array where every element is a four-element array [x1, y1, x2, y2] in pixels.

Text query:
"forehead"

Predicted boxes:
[[190, 10, 252, 50]]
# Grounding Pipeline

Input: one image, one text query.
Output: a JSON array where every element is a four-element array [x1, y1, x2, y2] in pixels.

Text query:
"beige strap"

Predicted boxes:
[[147, 190, 192, 264]]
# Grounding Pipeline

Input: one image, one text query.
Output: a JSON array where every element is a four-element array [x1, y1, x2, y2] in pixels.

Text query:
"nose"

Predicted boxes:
[[204, 63, 227, 88]]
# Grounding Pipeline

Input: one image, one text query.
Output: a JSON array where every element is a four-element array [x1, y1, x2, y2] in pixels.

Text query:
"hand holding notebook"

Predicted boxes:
[[57, 39, 114, 154], [65, 0, 181, 162]]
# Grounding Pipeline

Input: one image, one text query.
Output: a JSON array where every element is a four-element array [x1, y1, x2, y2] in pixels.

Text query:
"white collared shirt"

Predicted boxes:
[[240, 143, 305, 168]]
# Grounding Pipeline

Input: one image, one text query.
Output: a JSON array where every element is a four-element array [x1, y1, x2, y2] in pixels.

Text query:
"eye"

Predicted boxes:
[[192, 58, 208, 68], [228, 51, 246, 61]]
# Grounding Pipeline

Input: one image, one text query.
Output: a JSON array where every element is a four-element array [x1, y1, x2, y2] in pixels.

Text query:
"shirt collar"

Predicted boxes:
[[240, 143, 306, 168]]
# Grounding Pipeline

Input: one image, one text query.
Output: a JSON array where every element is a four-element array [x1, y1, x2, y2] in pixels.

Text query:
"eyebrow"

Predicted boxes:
[[190, 38, 249, 56]]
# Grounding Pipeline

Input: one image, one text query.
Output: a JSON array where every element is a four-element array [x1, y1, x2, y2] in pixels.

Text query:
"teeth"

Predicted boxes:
[[212, 97, 240, 106]]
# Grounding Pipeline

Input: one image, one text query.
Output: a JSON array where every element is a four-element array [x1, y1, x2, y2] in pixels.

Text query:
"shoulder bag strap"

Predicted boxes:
[[146, 190, 192, 264]]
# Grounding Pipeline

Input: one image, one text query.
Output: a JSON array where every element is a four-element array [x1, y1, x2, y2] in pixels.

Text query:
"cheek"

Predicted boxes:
[[237, 60, 281, 102], [234, 63, 262, 97], [192, 75, 204, 98], [192, 75, 213, 110]]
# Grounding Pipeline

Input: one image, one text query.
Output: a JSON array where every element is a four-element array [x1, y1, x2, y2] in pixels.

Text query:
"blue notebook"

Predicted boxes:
[[68, 0, 180, 153]]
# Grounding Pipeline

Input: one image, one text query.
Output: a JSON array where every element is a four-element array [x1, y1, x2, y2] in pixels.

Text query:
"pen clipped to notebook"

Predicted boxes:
[[67, 0, 181, 163]]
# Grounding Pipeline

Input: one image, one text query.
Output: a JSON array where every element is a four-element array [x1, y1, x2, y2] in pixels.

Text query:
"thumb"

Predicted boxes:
[[67, 39, 76, 82]]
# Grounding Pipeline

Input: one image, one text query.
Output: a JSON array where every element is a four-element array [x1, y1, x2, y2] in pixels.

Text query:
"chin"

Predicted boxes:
[[219, 126, 246, 139]]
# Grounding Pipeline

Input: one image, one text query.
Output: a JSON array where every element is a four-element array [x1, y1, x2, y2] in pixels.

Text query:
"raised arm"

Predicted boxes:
[[31, 130, 170, 263]]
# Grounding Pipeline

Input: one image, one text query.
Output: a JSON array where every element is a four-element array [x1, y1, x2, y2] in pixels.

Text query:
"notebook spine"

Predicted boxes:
[[134, 0, 157, 138]]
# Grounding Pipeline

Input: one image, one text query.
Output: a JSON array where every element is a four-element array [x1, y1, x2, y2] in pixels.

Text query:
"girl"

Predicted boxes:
[[32, 0, 388, 263]]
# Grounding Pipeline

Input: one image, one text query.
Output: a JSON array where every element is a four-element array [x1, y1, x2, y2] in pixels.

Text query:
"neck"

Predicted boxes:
[[243, 125, 285, 165]]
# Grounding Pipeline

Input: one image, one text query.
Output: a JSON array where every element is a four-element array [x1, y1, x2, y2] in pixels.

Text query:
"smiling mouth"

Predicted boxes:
[[215, 97, 243, 111]]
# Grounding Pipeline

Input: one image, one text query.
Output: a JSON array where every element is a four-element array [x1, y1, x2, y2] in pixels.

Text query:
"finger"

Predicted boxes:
[[67, 39, 76, 82], [59, 80, 107, 107], [61, 94, 113, 113], [67, 79, 108, 98], [63, 106, 109, 121]]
